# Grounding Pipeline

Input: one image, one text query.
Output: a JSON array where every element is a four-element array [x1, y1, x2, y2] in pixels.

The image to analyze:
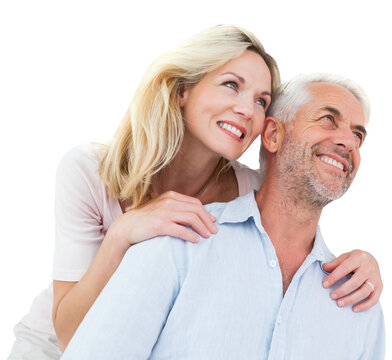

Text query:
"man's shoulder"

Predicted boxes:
[[125, 193, 258, 274], [126, 198, 248, 265], [130, 234, 189, 255]]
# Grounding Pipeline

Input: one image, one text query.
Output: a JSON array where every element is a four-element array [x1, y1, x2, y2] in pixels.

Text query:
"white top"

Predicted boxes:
[[21, 143, 263, 334]]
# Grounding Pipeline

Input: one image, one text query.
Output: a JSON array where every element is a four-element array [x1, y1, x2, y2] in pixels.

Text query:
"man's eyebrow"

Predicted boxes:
[[321, 106, 367, 137], [322, 106, 341, 117], [221, 72, 271, 97]]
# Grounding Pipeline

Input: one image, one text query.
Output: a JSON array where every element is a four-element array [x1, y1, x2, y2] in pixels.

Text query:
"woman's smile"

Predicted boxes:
[[217, 121, 246, 141]]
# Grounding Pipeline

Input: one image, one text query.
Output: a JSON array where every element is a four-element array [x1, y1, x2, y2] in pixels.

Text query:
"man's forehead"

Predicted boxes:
[[303, 82, 366, 126], [307, 82, 357, 103]]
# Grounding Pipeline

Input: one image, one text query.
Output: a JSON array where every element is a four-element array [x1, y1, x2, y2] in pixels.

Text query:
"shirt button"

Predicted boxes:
[[277, 316, 282, 325], [269, 259, 277, 268]]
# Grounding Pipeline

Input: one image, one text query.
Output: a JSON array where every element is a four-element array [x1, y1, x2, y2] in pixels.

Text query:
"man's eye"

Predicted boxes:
[[223, 81, 238, 91], [323, 115, 334, 122], [353, 132, 364, 146], [320, 115, 337, 128]]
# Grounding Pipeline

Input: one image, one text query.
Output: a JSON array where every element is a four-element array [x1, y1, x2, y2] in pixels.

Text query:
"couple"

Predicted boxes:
[[61, 72, 385, 359], [10, 25, 384, 359]]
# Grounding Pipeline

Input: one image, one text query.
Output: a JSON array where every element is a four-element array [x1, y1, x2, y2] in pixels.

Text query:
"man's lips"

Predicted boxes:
[[217, 121, 247, 141]]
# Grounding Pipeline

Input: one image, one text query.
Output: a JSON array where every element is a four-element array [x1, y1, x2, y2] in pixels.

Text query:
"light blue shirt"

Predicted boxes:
[[62, 191, 385, 360]]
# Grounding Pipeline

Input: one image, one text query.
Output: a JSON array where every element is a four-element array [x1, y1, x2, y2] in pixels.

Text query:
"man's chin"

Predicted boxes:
[[324, 186, 351, 202], [310, 178, 352, 205]]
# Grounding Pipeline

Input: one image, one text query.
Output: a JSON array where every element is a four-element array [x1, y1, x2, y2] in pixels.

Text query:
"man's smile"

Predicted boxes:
[[318, 155, 344, 171]]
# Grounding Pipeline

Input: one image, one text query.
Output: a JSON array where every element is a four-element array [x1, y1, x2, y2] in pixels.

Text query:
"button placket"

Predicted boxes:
[[269, 259, 277, 268]]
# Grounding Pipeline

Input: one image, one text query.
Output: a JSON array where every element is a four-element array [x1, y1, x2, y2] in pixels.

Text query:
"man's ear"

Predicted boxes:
[[261, 117, 285, 153]]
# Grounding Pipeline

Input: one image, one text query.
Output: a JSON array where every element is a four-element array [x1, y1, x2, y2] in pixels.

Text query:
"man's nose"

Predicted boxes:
[[333, 125, 358, 151]]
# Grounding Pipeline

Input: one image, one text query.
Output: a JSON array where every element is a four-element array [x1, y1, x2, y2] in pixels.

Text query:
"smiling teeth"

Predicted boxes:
[[319, 156, 344, 170], [217, 121, 243, 138]]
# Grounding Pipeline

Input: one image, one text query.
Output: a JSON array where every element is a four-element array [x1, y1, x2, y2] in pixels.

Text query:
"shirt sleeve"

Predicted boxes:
[[61, 237, 182, 360], [52, 144, 105, 281], [359, 305, 385, 360]]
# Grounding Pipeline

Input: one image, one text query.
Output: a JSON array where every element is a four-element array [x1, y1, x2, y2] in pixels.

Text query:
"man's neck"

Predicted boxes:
[[255, 176, 323, 294]]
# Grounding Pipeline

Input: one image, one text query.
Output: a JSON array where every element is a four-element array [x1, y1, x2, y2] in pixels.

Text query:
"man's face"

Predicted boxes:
[[275, 82, 367, 207]]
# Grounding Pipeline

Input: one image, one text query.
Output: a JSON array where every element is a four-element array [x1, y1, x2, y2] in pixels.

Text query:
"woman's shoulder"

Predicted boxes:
[[55, 142, 109, 201], [57, 143, 106, 176], [58, 143, 107, 173], [231, 161, 263, 195]]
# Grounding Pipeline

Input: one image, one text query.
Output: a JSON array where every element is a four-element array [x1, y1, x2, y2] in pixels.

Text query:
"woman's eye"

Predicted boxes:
[[256, 98, 266, 108], [223, 81, 238, 91]]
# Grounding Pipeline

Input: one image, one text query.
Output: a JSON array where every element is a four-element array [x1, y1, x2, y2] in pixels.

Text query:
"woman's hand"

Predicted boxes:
[[54, 191, 217, 350], [322, 250, 382, 312], [106, 191, 218, 249]]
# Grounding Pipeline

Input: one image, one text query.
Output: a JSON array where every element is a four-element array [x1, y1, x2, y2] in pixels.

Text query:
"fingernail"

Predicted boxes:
[[331, 293, 337, 300], [205, 231, 211, 237], [353, 308, 360, 312], [212, 225, 218, 233], [337, 300, 344, 307], [323, 281, 329, 288]]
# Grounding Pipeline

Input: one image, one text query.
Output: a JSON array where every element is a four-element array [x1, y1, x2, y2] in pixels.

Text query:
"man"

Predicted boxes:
[[62, 74, 385, 359]]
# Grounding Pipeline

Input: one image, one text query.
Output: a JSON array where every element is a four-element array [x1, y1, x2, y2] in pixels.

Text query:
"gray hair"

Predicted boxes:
[[259, 73, 370, 176], [266, 73, 370, 123]]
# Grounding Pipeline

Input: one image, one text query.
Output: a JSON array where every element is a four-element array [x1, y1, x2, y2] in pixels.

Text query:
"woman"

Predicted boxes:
[[8, 25, 382, 359]]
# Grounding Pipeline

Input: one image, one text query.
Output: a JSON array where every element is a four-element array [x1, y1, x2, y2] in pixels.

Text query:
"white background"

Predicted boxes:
[[1, 0, 390, 358]]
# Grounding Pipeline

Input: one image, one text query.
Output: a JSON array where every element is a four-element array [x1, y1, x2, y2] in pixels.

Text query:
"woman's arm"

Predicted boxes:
[[322, 250, 382, 311], [53, 189, 217, 352], [52, 231, 126, 351]]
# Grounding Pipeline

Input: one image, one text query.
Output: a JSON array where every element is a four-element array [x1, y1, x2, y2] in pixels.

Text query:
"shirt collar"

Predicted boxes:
[[311, 226, 336, 263], [217, 190, 335, 264], [216, 190, 260, 225]]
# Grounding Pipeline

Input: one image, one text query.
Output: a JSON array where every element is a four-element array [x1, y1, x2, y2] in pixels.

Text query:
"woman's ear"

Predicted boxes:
[[261, 117, 285, 153], [178, 85, 188, 107]]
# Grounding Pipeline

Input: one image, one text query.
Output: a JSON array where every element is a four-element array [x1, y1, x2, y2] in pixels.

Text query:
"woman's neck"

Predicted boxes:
[[153, 149, 222, 199], [153, 131, 240, 203]]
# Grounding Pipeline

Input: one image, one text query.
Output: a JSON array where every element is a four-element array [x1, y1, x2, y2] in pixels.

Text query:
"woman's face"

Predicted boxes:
[[180, 50, 272, 161]]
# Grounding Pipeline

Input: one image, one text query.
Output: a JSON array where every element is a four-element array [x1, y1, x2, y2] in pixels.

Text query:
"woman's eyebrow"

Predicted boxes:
[[220, 72, 271, 97], [221, 72, 245, 83]]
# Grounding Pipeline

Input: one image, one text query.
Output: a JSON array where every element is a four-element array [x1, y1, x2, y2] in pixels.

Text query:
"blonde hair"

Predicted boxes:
[[99, 25, 280, 208]]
